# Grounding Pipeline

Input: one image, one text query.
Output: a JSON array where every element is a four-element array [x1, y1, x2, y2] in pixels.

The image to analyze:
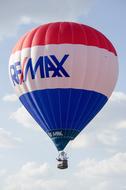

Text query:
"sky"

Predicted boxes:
[[0, 0, 126, 189]]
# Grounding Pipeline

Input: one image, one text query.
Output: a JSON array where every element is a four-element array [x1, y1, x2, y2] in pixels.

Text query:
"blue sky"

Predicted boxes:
[[0, 0, 126, 189]]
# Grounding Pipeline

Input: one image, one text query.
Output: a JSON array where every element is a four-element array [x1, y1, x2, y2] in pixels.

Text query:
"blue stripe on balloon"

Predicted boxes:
[[19, 88, 108, 151]]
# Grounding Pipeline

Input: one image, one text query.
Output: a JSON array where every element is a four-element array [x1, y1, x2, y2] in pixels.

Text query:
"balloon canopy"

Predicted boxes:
[[9, 22, 118, 151]]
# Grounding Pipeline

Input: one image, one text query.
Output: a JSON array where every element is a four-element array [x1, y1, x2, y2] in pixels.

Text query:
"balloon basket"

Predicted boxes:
[[56, 151, 68, 169]]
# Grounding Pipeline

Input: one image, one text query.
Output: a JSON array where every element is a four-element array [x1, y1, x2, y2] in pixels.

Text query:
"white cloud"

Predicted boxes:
[[70, 129, 119, 150], [116, 120, 126, 129], [97, 130, 119, 146], [0, 169, 7, 177], [3, 153, 126, 190], [2, 94, 18, 102], [20, 162, 49, 177], [84, 91, 126, 150], [73, 152, 126, 190], [10, 106, 37, 128], [0, 128, 22, 148], [20, 16, 32, 25], [95, 91, 126, 123], [5, 162, 67, 190], [70, 133, 93, 149], [0, 0, 94, 39], [76, 152, 126, 177], [110, 91, 126, 102], [90, 181, 125, 190]]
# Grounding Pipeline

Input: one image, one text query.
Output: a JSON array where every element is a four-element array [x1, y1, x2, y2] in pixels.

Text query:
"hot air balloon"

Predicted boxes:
[[9, 22, 118, 169]]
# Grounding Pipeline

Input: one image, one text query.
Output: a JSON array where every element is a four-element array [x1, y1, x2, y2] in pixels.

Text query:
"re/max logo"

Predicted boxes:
[[10, 54, 70, 86]]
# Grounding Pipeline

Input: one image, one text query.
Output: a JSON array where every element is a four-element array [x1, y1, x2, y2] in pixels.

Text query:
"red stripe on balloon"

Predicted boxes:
[[12, 22, 117, 56]]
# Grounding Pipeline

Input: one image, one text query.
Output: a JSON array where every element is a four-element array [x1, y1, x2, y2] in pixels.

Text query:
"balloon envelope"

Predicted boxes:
[[9, 22, 118, 151]]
